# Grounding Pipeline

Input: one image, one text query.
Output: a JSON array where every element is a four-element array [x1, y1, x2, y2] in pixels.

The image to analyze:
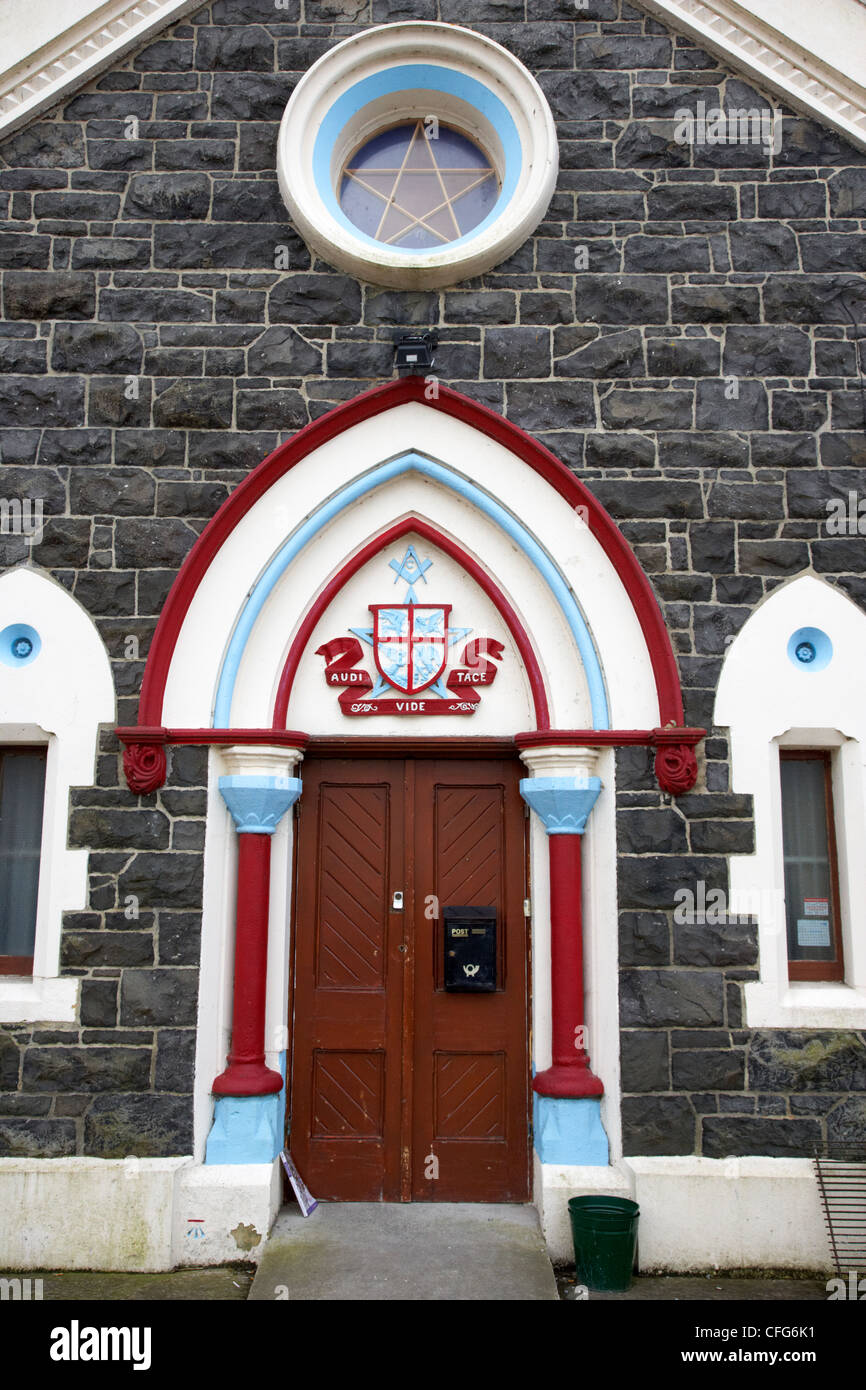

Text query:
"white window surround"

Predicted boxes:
[[276, 22, 559, 290], [0, 569, 115, 1024], [715, 574, 866, 1029]]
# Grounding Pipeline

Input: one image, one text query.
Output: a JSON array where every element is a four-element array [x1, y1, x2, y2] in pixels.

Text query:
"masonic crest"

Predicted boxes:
[[316, 546, 504, 716]]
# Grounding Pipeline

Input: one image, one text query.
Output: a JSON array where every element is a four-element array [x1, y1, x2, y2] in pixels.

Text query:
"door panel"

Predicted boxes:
[[315, 784, 389, 990], [433, 1052, 506, 1139], [411, 760, 529, 1200], [289, 755, 529, 1202], [290, 762, 405, 1199]]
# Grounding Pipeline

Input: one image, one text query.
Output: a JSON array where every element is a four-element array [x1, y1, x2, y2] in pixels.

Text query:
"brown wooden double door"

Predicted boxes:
[[289, 756, 530, 1202]]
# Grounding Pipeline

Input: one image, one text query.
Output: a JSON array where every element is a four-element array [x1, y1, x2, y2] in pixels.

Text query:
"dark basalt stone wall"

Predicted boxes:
[[0, 0, 864, 1159]]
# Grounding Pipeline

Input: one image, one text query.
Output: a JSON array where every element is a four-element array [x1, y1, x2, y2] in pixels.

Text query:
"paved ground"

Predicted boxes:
[[1, 1200, 834, 1301], [1, 1261, 831, 1301], [0, 1267, 255, 1300], [249, 1202, 559, 1301], [556, 1270, 829, 1301]]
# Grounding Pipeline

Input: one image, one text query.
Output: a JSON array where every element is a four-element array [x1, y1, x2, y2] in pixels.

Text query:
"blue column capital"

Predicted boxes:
[[519, 776, 601, 835], [219, 774, 302, 835]]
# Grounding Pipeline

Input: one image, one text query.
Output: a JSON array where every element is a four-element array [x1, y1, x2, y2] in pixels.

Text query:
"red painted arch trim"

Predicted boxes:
[[137, 377, 684, 728], [272, 518, 551, 730]]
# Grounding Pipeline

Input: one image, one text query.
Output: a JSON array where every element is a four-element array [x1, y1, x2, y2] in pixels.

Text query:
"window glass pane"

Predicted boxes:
[[0, 748, 47, 959], [780, 756, 837, 964], [339, 121, 498, 248]]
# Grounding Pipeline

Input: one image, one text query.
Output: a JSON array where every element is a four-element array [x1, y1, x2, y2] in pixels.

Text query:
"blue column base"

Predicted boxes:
[[533, 1094, 609, 1166], [205, 1094, 283, 1165]]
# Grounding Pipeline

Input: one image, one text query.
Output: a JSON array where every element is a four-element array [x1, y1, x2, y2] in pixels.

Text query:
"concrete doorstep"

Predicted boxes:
[[249, 1202, 559, 1302]]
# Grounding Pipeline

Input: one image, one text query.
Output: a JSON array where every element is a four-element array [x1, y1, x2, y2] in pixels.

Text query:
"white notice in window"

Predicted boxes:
[[803, 898, 829, 917], [797, 919, 831, 947]]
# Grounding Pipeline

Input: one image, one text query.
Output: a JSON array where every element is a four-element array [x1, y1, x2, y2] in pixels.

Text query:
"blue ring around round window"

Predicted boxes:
[[313, 65, 521, 255], [787, 626, 832, 672], [0, 622, 41, 668]]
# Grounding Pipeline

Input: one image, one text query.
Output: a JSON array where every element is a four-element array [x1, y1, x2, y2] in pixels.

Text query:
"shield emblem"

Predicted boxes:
[[370, 604, 451, 695]]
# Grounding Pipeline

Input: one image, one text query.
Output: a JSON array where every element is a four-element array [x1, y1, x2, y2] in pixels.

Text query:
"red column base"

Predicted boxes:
[[533, 1061, 604, 1098], [212, 1060, 283, 1097]]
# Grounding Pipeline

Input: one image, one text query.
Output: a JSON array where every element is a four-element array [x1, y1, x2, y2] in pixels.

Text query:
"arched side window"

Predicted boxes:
[[716, 575, 866, 1028], [0, 569, 114, 1022]]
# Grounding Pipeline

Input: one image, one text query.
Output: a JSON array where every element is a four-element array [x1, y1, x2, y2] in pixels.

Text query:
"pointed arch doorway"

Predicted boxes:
[[118, 377, 702, 1217]]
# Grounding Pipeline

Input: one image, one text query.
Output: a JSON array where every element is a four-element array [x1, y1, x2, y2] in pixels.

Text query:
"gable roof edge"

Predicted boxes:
[[0, 0, 202, 141], [0, 1, 864, 154], [637, 0, 866, 151]]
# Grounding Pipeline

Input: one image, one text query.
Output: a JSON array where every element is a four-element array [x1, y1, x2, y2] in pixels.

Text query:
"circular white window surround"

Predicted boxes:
[[277, 22, 559, 290]]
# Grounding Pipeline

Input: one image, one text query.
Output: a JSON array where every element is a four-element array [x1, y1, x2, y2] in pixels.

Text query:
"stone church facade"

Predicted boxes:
[[0, 0, 864, 1271]]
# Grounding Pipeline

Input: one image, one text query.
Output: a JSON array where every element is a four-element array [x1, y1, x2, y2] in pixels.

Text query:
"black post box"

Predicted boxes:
[[443, 906, 497, 991]]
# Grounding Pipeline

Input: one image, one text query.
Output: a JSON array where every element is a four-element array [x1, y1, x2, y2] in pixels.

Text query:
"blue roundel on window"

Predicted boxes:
[[787, 626, 832, 672], [0, 622, 41, 667], [339, 122, 499, 250]]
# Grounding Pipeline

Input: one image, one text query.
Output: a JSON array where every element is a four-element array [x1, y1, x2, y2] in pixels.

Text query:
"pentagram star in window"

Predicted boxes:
[[339, 121, 499, 250]]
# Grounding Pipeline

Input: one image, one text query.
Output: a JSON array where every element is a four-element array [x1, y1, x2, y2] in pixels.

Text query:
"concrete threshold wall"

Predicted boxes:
[[0, 1157, 281, 1271], [537, 1156, 832, 1272]]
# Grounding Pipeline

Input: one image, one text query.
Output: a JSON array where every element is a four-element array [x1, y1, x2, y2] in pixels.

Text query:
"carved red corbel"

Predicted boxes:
[[121, 737, 167, 794], [654, 742, 699, 795]]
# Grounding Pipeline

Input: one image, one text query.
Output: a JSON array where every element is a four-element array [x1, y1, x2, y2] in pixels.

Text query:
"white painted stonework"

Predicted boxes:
[[0, 568, 114, 1024], [250, 531, 538, 735], [0, 1150, 831, 1272], [536, 1154, 831, 1270], [0, 1157, 186, 1271], [0, 1156, 280, 1270], [535, 1154, 635, 1265], [624, 1157, 831, 1273], [716, 575, 866, 1028], [172, 1160, 282, 1267]]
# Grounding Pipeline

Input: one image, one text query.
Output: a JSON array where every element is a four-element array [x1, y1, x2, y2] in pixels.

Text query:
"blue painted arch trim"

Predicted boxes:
[[212, 451, 610, 730]]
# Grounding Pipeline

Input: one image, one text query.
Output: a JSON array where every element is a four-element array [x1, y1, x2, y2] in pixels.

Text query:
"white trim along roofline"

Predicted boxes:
[[0, 0, 864, 151], [638, 0, 866, 151], [0, 0, 202, 141]]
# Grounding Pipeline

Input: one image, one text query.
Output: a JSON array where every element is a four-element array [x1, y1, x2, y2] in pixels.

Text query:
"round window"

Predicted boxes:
[[339, 122, 499, 250], [277, 23, 558, 290]]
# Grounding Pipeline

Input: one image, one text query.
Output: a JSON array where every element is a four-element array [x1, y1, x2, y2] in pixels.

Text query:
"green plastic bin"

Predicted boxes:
[[568, 1195, 639, 1292]]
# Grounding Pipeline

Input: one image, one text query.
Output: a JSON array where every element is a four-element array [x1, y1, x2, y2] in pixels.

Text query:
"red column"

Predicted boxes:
[[533, 833, 603, 1098], [212, 833, 283, 1097]]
